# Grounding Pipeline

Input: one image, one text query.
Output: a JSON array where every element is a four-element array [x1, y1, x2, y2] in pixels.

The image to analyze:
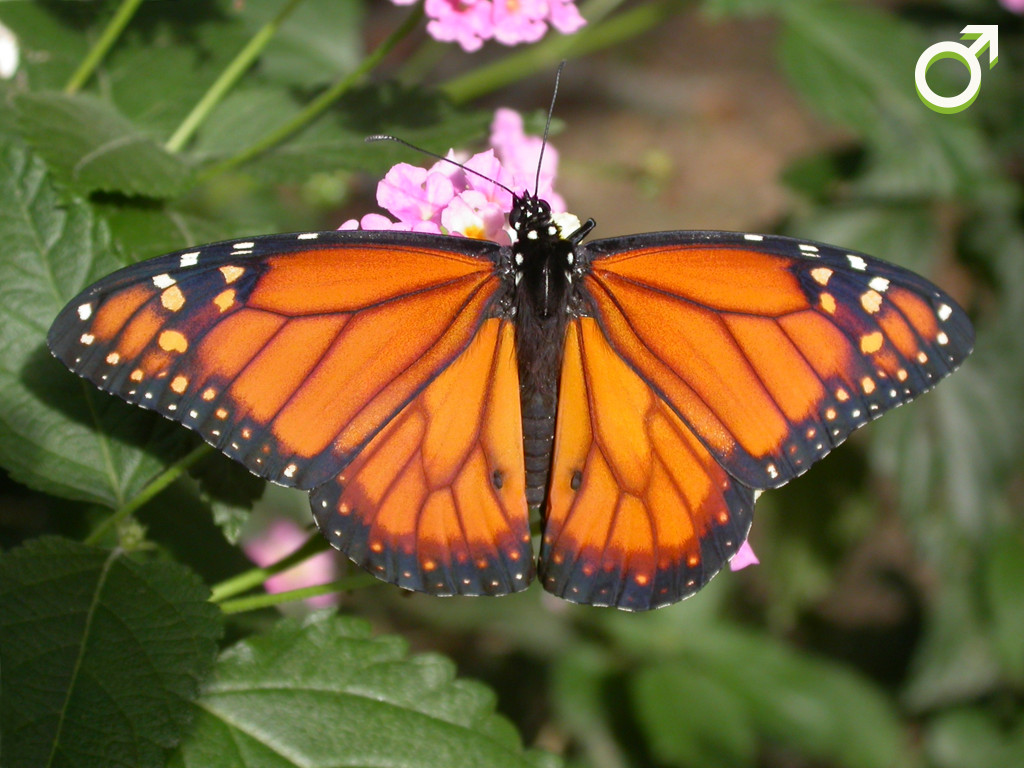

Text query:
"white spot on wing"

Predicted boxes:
[[298, 233, 318, 240], [80, 333, 95, 345], [77, 303, 92, 321], [743, 234, 764, 241], [179, 252, 199, 267], [869, 277, 890, 292], [938, 303, 952, 321], [233, 241, 255, 250], [937, 331, 949, 345], [152, 273, 176, 289], [799, 243, 819, 253], [847, 254, 867, 271]]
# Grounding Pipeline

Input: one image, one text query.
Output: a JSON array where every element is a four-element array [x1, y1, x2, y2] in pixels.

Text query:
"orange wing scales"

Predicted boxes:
[[584, 241, 973, 490], [47, 236, 503, 492], [311, 319, 533, 596], [541, 319, 755, 610]]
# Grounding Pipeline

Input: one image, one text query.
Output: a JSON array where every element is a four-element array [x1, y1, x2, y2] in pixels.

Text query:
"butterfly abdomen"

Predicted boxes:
[[522, 390, 556, 508], [514, 297, 569, 508]]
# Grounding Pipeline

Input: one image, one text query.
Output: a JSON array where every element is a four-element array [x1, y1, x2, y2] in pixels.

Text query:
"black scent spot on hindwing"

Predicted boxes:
[[492, 469, 504, 490], [571, 470, 583, 491]]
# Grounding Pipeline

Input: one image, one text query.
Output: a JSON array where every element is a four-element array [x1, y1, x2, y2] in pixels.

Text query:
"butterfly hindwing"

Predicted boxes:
[[578, 232, 974, 491], [311, 318, 532, 596], [46, 231, 505, 491], [540, 317, 755, 610]]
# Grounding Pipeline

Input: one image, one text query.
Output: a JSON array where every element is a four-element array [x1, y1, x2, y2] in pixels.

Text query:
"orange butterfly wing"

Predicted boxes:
[[311, 318, 532, 595], [541, 233, 972, 609], [48, 233, 503, 490], [580, 235, 973, 490], [48, 232, 531, 594], [541, 318, 754, 609]]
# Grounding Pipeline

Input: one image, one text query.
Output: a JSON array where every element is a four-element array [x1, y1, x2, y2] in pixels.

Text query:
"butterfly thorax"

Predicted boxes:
[[508, 193, 593, 507]]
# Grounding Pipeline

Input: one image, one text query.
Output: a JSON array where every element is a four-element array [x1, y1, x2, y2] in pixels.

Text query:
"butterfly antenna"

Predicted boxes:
[[365, 134, 517, 198], [535, 60, 565, 196]]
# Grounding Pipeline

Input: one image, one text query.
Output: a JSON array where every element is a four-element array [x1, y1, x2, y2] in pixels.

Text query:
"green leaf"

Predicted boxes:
[[0, 2, 92, 90], [93, 199, 236, 265], [687, 627, 906, 768], [0, 536, 223, 768], [777, 2, 996, 200], [169, 612, 560, 768], [0, 136, 190, 507], [15, 91, 191, 198], [241, 0, 364, 88], [903, 576, 1001, 711], [231, 84, 492, 184], [102, 4, 253, 137], [630, 663, 756, 768], [924, 709, 1024, 768], [873, 359, 1015, 541], [984, 533, 1024, 678], [190, 452, 266, 545], [191, 86, 306, 161], [551, 647, 629, 768]]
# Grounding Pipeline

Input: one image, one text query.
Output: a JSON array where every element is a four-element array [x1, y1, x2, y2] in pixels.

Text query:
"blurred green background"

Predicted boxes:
[[0, 1, 1021, 767]]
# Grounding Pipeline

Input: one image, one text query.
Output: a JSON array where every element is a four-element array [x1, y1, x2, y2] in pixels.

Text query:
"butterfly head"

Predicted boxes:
[[509, 192, 557, 243]]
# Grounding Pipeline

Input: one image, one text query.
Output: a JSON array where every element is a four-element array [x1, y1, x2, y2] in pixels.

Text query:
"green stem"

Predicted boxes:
[[197, 2, 425, 182], [209, 531, 327, 602], [64, 0, 146, 94], [218, 574, 380, 614], [165, 0, 309, 153], [441, 0, 676, 104], [84, 444, 211, 546]]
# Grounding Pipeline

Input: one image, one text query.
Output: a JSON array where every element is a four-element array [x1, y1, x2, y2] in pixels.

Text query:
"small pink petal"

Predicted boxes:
[[729, 540, 760, 571], [547, 0, 586, 33], [491, 0, 548, 45], [243, 520, 339, 608], [442, 190, 510, 243], [358, 212, 401, 230], [462, 149, 515, 208], [377, 162, 455, 225], [424, 0, 494, 52]]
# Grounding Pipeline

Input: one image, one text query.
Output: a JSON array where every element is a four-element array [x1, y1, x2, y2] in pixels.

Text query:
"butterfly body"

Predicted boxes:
[[48, 193, 973, 610], [507, 193, 594, 507]]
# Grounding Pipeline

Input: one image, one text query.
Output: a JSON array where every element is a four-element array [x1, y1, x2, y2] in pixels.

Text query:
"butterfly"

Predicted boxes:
[[47, 190, 973, 610]]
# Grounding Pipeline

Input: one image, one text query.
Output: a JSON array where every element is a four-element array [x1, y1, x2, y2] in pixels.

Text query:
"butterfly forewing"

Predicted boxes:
[[47, 232, 505, 492], [578, 232, 974, 491]]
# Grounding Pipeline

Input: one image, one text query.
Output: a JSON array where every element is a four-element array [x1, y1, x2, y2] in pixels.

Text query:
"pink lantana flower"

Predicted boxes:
[[491, 0, 548, 45], [242, 519, 341, 609], [398, 0, 585, 53], [729, 540, 760, 571], [341, 108, 566, 241]]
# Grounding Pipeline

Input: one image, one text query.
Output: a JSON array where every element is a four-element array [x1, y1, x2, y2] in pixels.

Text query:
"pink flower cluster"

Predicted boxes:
[[341, 108, 566, 244], [392, 0, 585, 52]]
